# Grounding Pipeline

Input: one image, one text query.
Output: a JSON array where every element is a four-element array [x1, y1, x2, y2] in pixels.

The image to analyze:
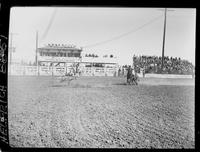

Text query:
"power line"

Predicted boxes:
[[83, 15, 163, 49], [40, 8, 57, 42]]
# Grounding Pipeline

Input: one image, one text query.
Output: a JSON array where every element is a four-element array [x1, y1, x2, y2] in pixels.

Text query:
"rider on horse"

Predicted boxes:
[[127, 66, 139, 85]]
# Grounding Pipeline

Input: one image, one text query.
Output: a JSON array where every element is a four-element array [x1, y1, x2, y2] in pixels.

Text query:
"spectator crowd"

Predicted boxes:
[[120, 55, 194, 76], [132, 55, 194, 75]]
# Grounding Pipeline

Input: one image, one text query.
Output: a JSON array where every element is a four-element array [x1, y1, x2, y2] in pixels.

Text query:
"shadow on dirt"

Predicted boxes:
[[51, 83, 115, 88], [114, 83, 128, 85], [51, 84, 68, 87], [114, 82, 140, 86], [51, 83, 93, 88]]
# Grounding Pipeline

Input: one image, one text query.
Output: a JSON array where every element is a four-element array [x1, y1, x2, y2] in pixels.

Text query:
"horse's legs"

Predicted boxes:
[[128, 78, 131, 85], [134, 78, 138, 85], [132, 78, 135, 85]]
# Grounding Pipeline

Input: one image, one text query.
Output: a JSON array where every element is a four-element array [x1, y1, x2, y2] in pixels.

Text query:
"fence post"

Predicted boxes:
[[52, 65, 53, 76], [92, 67, 95, 76]]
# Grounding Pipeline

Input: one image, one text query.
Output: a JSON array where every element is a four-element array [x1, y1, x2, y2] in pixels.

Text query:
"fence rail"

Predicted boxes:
[[9, 65, 193, 78], [10, 65, 117, 76]]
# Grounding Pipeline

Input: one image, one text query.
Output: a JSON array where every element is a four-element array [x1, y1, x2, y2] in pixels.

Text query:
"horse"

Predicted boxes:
[[59, 63, 80, 84], [130, 73, 139, 85], [127, 67, 139, 85], [59, 72, 75, 85]]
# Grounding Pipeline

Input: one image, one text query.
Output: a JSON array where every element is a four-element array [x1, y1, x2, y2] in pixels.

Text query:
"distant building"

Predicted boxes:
[[80, 55, 118, 76], [11, 44, 118, 76], [81, 56, 117, 66], [37, 44, 82, 67]]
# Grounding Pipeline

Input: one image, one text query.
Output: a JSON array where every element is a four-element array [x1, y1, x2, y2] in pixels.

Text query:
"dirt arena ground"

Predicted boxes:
[[8, 76, 195, 148]]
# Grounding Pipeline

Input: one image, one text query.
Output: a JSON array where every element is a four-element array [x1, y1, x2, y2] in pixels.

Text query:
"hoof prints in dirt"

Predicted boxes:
[[9, 76, 194, 148]]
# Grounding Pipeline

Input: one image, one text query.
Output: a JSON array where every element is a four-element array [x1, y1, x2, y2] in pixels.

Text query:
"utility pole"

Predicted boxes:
[[161, 8, 167, 72], [9, 33, 18, 75], [36, 31, 38, 66], [159, 8, 175, 72], [36, 31, 39, 75]]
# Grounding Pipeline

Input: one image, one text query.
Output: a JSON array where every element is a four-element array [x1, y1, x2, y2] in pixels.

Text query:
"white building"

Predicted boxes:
[[36, 44, 118, 76]]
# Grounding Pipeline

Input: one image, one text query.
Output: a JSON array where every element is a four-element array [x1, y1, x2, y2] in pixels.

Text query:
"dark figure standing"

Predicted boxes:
[[118, 68, 121, 77], [127, 66, 132, 84], [142, 67, 145, 78]]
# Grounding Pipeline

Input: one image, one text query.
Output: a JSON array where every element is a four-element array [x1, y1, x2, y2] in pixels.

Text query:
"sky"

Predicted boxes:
[[9, 7, 196, 65]]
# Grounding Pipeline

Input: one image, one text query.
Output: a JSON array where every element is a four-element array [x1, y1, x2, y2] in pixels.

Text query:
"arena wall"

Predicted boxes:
[[141, 73, 193, 79]]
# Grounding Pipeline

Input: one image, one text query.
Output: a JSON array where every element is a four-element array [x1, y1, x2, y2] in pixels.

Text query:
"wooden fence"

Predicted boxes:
[[10, 65, 117, 76]]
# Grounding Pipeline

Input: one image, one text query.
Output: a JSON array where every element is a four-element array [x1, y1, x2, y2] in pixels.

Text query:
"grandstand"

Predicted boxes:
[[132, 55, 195, 75]]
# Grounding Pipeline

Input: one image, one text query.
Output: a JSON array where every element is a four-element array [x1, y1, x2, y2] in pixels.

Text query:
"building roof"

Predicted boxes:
[[38, 44, 82, 52], [81, 56, 118, 64]]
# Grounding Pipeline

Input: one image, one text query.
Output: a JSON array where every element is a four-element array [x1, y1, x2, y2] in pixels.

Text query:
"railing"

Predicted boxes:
[[9, 65, 193, 78], [10, 65, 117, 76], [10, 65, 37, 75]]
